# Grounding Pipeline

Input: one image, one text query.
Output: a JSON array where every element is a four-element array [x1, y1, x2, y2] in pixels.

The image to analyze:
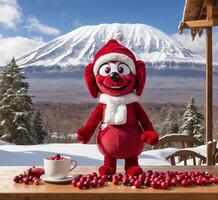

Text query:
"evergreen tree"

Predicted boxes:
[[0, 58, 33, 144], [159, 109, 179, 136], [32, 111, 47, 144], [179, 97, 205, 142]]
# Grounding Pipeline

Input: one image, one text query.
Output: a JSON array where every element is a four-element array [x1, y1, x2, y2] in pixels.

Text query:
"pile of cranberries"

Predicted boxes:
[[71, 170, 218, 190], [13, 166, 45, 185], [46, 153, 68, 160]]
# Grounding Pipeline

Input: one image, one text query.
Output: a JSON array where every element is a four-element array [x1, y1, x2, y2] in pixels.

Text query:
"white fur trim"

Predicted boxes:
[[93, 53, 136, 76], [99, 93, 138, 125]]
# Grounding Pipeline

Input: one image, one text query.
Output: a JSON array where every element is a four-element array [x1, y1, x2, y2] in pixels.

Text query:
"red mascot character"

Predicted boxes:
[[77, 37, 159, 176]]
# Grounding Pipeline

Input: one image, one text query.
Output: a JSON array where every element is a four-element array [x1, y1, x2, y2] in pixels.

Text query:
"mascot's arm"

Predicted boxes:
[[77, 103, 103, 144], [134, 102, 159, 145]]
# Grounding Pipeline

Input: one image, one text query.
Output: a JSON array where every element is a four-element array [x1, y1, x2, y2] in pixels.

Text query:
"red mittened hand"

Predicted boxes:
[[77, 126, 93, 144], [141, 130, 159, 145]]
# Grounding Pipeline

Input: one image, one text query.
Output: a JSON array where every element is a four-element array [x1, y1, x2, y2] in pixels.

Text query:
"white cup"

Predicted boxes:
[[44, 156, 77, 180]]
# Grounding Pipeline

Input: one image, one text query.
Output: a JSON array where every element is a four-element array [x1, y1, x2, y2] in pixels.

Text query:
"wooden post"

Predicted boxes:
[[206, 27, 213, 165]]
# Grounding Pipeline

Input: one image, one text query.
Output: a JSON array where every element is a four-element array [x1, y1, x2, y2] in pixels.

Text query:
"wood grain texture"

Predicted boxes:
[[0, 166, 218, 200]]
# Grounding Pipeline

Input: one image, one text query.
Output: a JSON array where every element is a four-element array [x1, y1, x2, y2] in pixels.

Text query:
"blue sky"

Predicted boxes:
[[1, 0, 184, 40], [0, 0, 217, 65]]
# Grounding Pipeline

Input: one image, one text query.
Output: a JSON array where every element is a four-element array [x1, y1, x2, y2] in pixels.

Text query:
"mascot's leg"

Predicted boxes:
[[99, 156, 116, 175], [125, 157, 143, 176]]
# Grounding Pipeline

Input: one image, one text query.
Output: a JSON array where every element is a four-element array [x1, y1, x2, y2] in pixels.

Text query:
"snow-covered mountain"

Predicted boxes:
[[16, 23, 207, 72]]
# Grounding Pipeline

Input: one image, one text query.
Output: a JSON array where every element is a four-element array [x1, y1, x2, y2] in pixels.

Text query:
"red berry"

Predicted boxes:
[[160, 181, 168, 189], [71, 179, 78, 187], [171, 178, 178, 186], [107, 175, 112, 181], [113, 179, 119, 185], [134, 180, 141, 188], [181, 180, 188, 187], [23, 177, 29, 185], [151, 181, 158, 189], [33, 179, 40, 185], [91, 179, 98, 187], [112, 174, 118, 180], [92, 172, 97, 177], [98, 179, 105, 186], [122, 178, 129, 186], [55, 154, 61, 160], [83, 181, 90, 189], [76, 181, 84, 189], [144, 179, 150, 186], [13, 176, 20, 183], [129, 178, 135, 186]]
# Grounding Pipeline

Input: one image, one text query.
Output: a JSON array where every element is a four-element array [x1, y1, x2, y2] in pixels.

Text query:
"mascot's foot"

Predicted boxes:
[[99, 165, 116, 175], [126, 166, 143, 176]]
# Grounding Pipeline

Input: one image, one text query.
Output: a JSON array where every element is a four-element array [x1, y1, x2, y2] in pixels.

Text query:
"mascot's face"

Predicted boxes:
[[96, 61, 136, 96]]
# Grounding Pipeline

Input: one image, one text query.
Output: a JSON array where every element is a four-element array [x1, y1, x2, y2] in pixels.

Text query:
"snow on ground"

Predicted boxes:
[[0, 140, 212, 166]]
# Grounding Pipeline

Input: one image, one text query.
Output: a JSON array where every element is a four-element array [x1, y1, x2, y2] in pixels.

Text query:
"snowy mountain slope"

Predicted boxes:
[[0, 140, 211, 166], [16, 23, 209, 72]]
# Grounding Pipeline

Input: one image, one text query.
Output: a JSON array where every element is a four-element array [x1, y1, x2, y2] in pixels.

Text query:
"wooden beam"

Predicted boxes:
[[206, 27, 213, 165], [207, 0, 213, 19], [183, 19, 213, 28]]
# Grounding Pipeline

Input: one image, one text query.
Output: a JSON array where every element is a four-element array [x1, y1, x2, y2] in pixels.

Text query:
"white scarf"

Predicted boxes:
[[99, 93, 139, 125]]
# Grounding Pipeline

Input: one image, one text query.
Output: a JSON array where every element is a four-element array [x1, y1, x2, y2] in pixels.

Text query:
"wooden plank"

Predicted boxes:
[[206, 27, 213, 165], [207, 0, 213, 19], [0, 166, 218, 200], [183, 19, 213, 28]]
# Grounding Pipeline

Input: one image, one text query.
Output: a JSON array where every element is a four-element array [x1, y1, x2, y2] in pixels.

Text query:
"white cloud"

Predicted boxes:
[[172, 30, 218, 62], [0, 36, 45, 66], [0, 0, 22, 28], [26, 16, 60, 36]]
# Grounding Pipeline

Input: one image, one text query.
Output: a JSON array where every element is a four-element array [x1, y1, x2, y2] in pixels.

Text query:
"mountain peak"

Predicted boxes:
[[16, 23, 205, 72]]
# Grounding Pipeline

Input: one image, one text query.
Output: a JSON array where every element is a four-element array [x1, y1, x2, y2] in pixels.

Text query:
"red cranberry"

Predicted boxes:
[[83, 181, 90, 189], [92, 172, 98, 177], [76, 181, 84, 189], [122, 178, 129, 186], [113, 178, 119, 185], [91, 179, 98, 187], [98, 179, 105, 186], [144, 179, 150, 186], [151, 181, 158, 189], [112, 174, 118, 180], [160, 181, 168, 189], [181, 180, 188, 187], [23, 177, 29, 185], [55, 154, 61, 160], [129, 178, 135, 186], [107, 175, 112, 181], [134, 180, 141, 188], [13, 176, 20, 183], [71, 179, 78, 187], [33, 179, 40, 185], [171, 178, 178, 186]]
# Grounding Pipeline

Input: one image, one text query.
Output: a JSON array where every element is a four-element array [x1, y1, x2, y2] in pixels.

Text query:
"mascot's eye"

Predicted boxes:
[[99, 64, 111, 76], [118, 63, 130, 75]]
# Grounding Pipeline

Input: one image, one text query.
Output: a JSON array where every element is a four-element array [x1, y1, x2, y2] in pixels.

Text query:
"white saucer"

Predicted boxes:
[[40, 174, 75, 183]]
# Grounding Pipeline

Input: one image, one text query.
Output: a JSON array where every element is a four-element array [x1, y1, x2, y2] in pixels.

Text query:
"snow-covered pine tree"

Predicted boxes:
[[159, 109, 179, 136], [0, 58, 34, 144], [179, 97, 205, 142], [32, 111, 47, 144]]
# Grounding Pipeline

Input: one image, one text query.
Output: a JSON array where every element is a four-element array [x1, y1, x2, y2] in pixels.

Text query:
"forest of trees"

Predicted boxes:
[[0, 59, 208, 145], [0, 58, 47, 145]]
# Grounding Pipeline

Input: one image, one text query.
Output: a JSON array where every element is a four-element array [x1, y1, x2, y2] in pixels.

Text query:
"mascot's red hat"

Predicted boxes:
[[93, 39, 137, 76], [85, 38, 146, 98]]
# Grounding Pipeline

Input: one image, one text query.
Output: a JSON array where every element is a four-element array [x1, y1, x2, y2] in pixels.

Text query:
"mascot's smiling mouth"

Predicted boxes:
[[101, 82, 130, 90]]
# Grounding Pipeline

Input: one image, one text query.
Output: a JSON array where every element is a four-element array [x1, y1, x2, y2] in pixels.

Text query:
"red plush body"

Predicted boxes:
[[77, 39, 159, 176]]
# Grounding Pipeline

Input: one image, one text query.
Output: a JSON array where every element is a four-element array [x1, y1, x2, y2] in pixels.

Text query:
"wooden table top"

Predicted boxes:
[[0, 166, 218, 200]]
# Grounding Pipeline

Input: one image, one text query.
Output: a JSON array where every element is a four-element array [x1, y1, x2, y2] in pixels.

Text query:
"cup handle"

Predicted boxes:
[[69, 159, 77, 173]]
